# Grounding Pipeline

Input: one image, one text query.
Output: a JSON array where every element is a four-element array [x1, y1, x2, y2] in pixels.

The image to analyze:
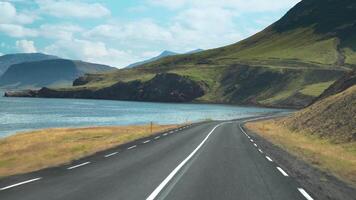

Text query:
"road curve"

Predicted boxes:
[[0, 117, 313, 200]]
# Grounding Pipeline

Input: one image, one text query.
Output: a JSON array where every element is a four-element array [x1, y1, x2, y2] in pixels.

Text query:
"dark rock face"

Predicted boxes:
[[73, 77, 90, 86], [5, 73, 205, 103]]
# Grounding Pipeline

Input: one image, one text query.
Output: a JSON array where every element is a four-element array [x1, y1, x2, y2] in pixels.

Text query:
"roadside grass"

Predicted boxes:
[[245, 120, 356, 186], [0, 124, 177, 178]]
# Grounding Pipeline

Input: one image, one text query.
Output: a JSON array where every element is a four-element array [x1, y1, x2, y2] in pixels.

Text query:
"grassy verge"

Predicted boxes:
[[0, 124, 178, 178], [245, 119, 356, 186]]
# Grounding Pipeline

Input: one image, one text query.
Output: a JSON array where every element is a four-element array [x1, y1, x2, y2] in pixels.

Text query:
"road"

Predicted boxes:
[[0, 117, 314, 200]]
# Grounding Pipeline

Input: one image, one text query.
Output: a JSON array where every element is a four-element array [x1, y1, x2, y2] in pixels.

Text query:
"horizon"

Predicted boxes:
[[0, 0, 300, 68]]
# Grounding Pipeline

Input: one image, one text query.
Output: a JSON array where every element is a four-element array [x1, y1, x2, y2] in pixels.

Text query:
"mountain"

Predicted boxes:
[[0, 59, 115, 89], [126, 49, 204, 68], [5, 0, 355, 107], [0, 53, 58, 76], [282, 71, 356, 142], [126, 51, 178, 68]]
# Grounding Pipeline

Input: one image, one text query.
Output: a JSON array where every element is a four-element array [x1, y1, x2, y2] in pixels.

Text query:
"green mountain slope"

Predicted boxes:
[[0, 59, 115, 89], [7, 0, 355, 107]]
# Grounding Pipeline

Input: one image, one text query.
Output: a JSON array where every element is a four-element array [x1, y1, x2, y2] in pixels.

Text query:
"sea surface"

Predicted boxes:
[[0, 94, 287, 137]]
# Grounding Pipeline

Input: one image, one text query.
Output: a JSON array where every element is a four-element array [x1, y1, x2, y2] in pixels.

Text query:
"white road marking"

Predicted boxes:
[[146, 122, 227, 200], [258, 149, 263, 153], [143, 140, 151, 144], [277, 167, 289, 177], [127, 145, 137, 150], [105, 152, 118, 158], [169, 131, 174, 134], [163, 133, 168, 136], [67, 162, 90, 170], [265, 156, 273, 162], [298, 188, 314, 200], [155, 136, 160, 139], [0, 178, 42, 191], [254, 143, 258, 147], [250, 139, 254, 142]]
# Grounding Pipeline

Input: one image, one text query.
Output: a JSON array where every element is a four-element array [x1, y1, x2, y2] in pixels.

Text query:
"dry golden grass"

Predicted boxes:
[[246, 120, 356, 186], [0, 124, 177, 177]]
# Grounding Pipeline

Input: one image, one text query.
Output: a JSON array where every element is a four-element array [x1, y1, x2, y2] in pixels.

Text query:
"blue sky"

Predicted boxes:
[[0, 0, 300, 68]]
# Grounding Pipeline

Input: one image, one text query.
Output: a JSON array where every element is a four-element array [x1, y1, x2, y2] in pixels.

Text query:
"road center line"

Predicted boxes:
[[298, 188, 314, 200], [0, 178, 42, 191], [105, 152, 118, 158], [258, 149, 263, 153], [146, 122, 226, 200], [254, 143, 258, 147], [127, 145, 137, 150], [155, 136, 160, 139], [67, 162, 90, 170], [143, 140, 151, 144], [163, 133, 168, 136], [265, 156, 273, 162], [277, 167, 289, 177]]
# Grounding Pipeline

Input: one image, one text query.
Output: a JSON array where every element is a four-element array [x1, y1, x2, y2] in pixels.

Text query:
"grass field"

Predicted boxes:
[[246, 120, 356, 186], [0, 124, 177, 177]]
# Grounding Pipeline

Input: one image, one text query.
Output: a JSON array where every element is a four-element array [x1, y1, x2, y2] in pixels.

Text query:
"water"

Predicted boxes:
[[0, 95, 286, 137]]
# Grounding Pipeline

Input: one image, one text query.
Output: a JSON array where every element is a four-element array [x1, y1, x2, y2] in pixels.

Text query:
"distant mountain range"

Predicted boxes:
[[0, 53, 115, 89], [126, 49, 204, 68], [0, 53, 58, 76]]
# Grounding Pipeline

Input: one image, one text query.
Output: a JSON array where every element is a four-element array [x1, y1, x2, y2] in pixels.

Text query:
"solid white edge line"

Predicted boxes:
[[298, 188, 314, 200], [105, 152, 118, 158], [146, 122, 226, 200], [276, 167, 289, 177], [67, 162, 91, 170], [0, 178, 42, 191], [265, 156, 273, 162], [128, 145, 137, 150], [143, 140, 151, 144]]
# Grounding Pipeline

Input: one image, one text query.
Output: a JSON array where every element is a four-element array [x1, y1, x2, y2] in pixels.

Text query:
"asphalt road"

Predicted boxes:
[[0, 117, 314, 200]]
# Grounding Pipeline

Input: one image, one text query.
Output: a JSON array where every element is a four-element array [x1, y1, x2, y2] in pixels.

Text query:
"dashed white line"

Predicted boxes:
[[105, 152, 118, 158], [298, 188, 314, 200], [0, 178, 42, 191], [154, 136, 160, 139], [146, 122, 228, 200], [127, 145, 137, 150], [169, 131, 174, 134], [276, 167, 289, 177], [254, 143, 258, 147], [67, 162, 90, 170], [250, 139, 254, 142], [163, 133, 168, 136], [265, 156, 273, 162], [143, 140, 151, 144], [258, 149, 263, 153]]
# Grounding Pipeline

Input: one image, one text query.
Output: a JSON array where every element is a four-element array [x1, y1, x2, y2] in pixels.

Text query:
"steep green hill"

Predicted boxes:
[[0, 59, 115, 89], [7, 0, 355, 107]]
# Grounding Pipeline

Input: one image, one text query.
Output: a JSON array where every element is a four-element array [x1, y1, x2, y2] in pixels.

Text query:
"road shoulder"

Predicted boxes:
[[243, 120, 356, 200]]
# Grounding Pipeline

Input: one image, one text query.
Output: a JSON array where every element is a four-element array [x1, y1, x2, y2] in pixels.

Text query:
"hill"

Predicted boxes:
[[282, 70, 356, 142], [0, 53, 58, 76], [126, 49, 204, 68], [0, 59, 115, 89], [5, 0, 355, 107], [126, 51, 178, 68]]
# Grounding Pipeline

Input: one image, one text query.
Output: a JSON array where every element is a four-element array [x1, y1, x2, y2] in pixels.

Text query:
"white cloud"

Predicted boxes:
[[0, 1, 36, 24], [44, 39, 140, 67], [36, 0, 111, 18], [16, 40, 37, 53], [0, 24, 38, 37], [39, 23, 83, 40]]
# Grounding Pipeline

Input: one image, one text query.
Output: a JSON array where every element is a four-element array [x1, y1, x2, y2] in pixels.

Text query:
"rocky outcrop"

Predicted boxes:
[[5, 73, 205, 103]]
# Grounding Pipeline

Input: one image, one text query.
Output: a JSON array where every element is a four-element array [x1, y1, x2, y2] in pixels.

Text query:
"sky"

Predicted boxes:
[[0, 0, 300, 68]]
